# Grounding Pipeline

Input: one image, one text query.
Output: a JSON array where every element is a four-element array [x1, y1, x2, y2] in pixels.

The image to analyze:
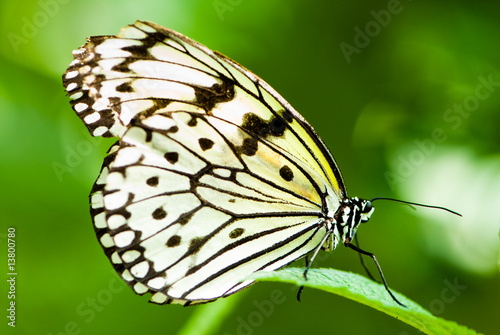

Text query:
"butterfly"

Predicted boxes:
[[63, 21, 405, 306]]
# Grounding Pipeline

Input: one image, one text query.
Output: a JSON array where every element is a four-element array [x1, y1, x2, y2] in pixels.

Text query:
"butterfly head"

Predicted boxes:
[[336, 197, 374, 244]]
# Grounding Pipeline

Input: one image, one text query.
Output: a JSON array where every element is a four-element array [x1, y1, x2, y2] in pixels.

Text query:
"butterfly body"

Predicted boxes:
[[64, 21, 374, 305]]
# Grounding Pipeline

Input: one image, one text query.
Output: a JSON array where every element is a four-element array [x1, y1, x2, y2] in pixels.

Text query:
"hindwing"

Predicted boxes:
[[91, 112, 330, 304]]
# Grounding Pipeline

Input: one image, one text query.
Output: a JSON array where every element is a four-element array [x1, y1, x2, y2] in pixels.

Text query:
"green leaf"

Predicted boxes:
[[250, 268, 482, 335]]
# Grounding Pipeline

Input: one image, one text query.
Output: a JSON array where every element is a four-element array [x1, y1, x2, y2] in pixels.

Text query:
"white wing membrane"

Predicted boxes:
[[65, 21, 346, 305], [90, 112, 327, 304], [63, 21, 346, 195]]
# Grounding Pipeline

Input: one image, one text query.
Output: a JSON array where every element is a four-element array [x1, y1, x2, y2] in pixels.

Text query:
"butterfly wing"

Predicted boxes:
[[63, 20, 346, 197], [91, 111, 332, 304], [64, 21, 346, 305]]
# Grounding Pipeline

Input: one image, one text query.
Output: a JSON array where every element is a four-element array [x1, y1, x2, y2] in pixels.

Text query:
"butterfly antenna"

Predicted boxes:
[[370, 197, 462, 217]]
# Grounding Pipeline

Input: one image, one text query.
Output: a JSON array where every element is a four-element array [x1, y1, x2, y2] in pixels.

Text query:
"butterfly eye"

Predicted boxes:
[[362, 201, 373, 214]]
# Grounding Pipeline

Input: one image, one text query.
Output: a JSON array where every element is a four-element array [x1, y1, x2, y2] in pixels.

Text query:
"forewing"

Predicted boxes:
[[63, 20, 346, 197]]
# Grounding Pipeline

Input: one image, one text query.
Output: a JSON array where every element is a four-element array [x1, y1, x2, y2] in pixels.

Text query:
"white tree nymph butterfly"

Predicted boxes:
[[63, 21, 458, 306]]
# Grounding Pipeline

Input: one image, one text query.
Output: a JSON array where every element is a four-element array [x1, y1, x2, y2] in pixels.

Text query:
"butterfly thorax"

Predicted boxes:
[[325, 197, 374, 251]]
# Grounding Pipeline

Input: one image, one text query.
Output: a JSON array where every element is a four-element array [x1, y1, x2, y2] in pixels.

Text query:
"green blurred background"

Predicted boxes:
[[1, 0, 499, 334]]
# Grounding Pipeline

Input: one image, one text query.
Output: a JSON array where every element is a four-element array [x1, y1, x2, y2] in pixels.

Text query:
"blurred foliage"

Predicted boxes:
[[0, 0, 498, 334]]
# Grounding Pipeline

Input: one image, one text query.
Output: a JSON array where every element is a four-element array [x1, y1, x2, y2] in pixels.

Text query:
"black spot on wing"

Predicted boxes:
[[177, 211, 197, 226], [166, 235, 181, 247], [110, 55, 138, 73], [270, 117, 286, 135], [189, 237, 204, 253], [140, 99, 172, 119], [120, 32, 165, 58], [236, 137, 258, 156], [152, 207, 167, 220], [281, 109, 294, 123], [188, 117, 197, 127], [195, 81, 235, 111], [199, 138, 214, 151], [116, 82, 134, 93], [146, 176, 159, 186], [241, 113, 286, 138], [279, 165, 294, 182], [229, 228, 244, 239], [164, 152, 179, 164]]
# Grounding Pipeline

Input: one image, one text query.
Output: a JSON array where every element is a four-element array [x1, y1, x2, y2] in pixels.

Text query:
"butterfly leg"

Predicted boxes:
[[302, 229, 333, 279], [296, 256, 309, 302], [354, 235, 379, 283], [297, 229, 333, 303], [346, 242, 406, 307]]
